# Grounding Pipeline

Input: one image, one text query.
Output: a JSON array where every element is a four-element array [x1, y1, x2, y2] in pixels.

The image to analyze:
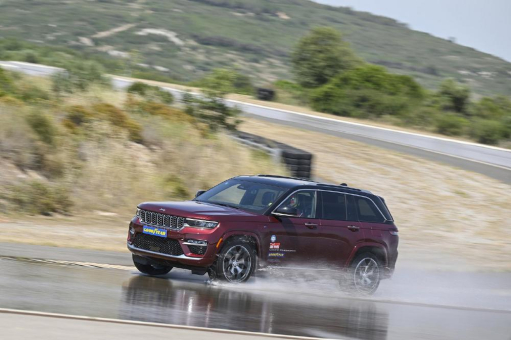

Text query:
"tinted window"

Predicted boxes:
[[346, 194, 358, 221], [354, 196, 384, 223], [196, 179, 286, 213], [278, 190, 317, 219], [321, 191, 347, 221]]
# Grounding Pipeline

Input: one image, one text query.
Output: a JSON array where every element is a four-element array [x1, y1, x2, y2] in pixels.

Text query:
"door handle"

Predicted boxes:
[[304, 223, 318, 229], [347, 225, 360, 232]]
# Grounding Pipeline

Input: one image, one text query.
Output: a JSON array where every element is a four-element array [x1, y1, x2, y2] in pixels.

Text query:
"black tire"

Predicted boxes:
[[345, 252, 382, 295], [208, 238, 257, 283], [281, 150, 313, 160], [282, 157, 311, 166], [133, 255, 172, 276]]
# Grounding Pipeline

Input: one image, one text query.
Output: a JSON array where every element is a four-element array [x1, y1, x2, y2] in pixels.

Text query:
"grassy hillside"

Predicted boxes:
[[0, 0, 510, 96], [0, 69, 286, 216]]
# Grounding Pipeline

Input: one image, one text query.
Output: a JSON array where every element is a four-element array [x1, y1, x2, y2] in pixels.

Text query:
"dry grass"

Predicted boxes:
[[240, 118, 511, 271], [0, 85, 287, 217]]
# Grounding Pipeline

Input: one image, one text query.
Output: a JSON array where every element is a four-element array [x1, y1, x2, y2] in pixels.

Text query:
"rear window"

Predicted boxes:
[[354, 196, 385, 223]]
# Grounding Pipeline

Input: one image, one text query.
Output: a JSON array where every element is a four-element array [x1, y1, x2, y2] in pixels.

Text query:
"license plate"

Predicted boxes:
[[143, 226, 167, 238]]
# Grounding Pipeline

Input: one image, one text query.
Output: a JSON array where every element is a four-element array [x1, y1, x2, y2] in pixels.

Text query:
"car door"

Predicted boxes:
[[265, 190, 320, 266], [352, 195, 388, 246], [316, 191, 363, 268]]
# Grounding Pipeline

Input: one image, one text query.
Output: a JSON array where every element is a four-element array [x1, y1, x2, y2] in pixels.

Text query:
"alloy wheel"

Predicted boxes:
[[222, 245, 252, 283], [353, 257, 380, 294]]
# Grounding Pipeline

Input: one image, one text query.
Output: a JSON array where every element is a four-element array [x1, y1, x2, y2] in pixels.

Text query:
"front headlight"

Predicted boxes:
[[184, 218, 219, 229]]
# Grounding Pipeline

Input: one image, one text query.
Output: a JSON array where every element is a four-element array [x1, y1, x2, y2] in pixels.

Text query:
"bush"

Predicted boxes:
[[92, 103, 143, 143], [438, 79, 471, 114], [7, 181, 72, 215], [183, 91, 242, 132], [26, 111, 57, 145], [127, 82, 174, 104], [0, 67, 15, 96], [310, 65, 424, 118], [195, 68, 254, 95], [435, 114, 468, 136], [469, 120, 505, 145], [51, 60, 109, 94]]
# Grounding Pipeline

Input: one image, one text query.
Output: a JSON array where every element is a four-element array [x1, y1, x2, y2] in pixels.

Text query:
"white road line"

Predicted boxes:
[[0, 308, 331, 340], [0, 63, 19, 69]]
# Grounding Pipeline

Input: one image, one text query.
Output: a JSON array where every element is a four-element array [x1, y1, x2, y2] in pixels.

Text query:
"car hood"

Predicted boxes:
[[138, 201, 260, 220]]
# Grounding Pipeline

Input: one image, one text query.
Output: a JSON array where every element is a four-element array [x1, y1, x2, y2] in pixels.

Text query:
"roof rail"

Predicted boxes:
[[256, 174, 316, 182]]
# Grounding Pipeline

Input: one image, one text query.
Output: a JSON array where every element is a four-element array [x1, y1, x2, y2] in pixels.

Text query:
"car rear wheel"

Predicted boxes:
[[132, 255, 172, 276], [209, 239, 256, 283], [347, 252, 382, 295]]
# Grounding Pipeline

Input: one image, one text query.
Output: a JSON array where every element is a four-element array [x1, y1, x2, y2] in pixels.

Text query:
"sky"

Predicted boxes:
[[313, 0, 511, 62]]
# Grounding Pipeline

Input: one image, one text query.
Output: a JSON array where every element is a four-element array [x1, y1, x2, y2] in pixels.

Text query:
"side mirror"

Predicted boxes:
[[195, 190, 206, 198], [273, 206, 298, 217]]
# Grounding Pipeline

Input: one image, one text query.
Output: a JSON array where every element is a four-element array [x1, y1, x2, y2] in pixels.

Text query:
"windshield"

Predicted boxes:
[[195, 179, 287, 214]]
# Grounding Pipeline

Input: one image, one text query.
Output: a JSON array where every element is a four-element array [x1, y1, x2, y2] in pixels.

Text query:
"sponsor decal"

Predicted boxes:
[[143, 226, 168, 238], [270, 235, 277, 243], [279, 249, 297, 253], [270, 243, 280, 250], [268, 252, 285, 257]]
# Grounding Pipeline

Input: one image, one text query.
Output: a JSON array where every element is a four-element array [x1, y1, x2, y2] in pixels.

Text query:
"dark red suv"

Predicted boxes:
[[127, 175, 398, 294]]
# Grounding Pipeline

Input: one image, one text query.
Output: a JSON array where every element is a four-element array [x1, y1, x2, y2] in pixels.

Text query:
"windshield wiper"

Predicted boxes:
[[210, 202, 240, 210]]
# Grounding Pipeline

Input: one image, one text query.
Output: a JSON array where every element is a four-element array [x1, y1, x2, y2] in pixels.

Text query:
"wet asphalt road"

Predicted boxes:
[[1, 250, 511, 340]]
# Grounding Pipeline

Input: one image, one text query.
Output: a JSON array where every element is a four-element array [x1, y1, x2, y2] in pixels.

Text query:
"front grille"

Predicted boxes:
[[138, 209, 185, 230], [188, 245, 207, 255], [132, 234, 184, 256]]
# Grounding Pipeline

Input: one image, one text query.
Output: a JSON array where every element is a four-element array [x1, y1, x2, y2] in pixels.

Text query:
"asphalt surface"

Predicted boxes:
[[1, 243, 511, 340], [1, 61, 510, 184]]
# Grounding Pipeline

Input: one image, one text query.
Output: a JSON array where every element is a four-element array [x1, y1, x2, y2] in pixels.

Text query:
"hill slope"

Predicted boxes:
[[1, 0, 511, 95]]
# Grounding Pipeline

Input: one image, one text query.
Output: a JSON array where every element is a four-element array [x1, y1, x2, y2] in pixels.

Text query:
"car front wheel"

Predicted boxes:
[[209, 239, 256, 283], [132, 255, 172, 276]]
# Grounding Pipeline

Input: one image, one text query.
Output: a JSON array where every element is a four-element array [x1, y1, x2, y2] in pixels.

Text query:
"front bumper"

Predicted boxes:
[[127, 218, 218, 267]]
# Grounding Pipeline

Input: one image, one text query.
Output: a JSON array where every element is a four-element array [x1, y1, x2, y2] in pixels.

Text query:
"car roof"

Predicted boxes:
[[236, 175, 372, 194]]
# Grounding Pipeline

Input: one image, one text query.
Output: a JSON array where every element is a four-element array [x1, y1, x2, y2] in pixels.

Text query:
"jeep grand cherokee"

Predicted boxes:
[[127, 175, 398, 294]]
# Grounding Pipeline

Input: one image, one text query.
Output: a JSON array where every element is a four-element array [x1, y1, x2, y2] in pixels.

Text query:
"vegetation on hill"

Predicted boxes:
[[275, 28, 511, 147], [0, 67, 285, 216], [0, 0, 510, 96]]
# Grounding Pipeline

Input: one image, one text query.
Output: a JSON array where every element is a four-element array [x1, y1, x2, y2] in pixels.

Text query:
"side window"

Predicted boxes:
[[346, 194, 358, 221], [277, 190, 317, 218], [354, 196, 384, 223], [321, 191, 347, 221]]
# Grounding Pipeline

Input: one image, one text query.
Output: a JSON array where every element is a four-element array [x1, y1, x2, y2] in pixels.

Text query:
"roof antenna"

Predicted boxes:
[[340, 183, 348, 186]]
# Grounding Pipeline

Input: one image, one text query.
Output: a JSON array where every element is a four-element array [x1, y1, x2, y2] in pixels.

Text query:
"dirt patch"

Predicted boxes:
[[92, 24, 137, 39]]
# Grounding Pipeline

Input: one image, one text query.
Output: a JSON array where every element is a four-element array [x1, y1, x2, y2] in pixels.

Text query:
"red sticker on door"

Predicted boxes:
[[270, 243, 280, 250]]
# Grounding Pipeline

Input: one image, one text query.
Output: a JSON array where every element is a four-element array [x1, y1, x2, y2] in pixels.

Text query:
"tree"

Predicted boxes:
[[310, 65, 424, 118], [438, 79, 471, 114], [291, 27, 362, 88], [183, 90, 242, 132]]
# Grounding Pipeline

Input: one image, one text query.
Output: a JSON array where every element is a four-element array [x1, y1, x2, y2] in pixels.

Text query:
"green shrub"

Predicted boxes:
[[127, 82, 152, 96], [0, 67, 15, 96], [8, 181, 72, 215], [435, 114, 468, 136], [469, 120, 505, 145], [310, 65, 424, 118], [26, 111, 57, 145], [195, 68, 254, 95], [127, 82, 174, 104], [92, 103, 143, 143]]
